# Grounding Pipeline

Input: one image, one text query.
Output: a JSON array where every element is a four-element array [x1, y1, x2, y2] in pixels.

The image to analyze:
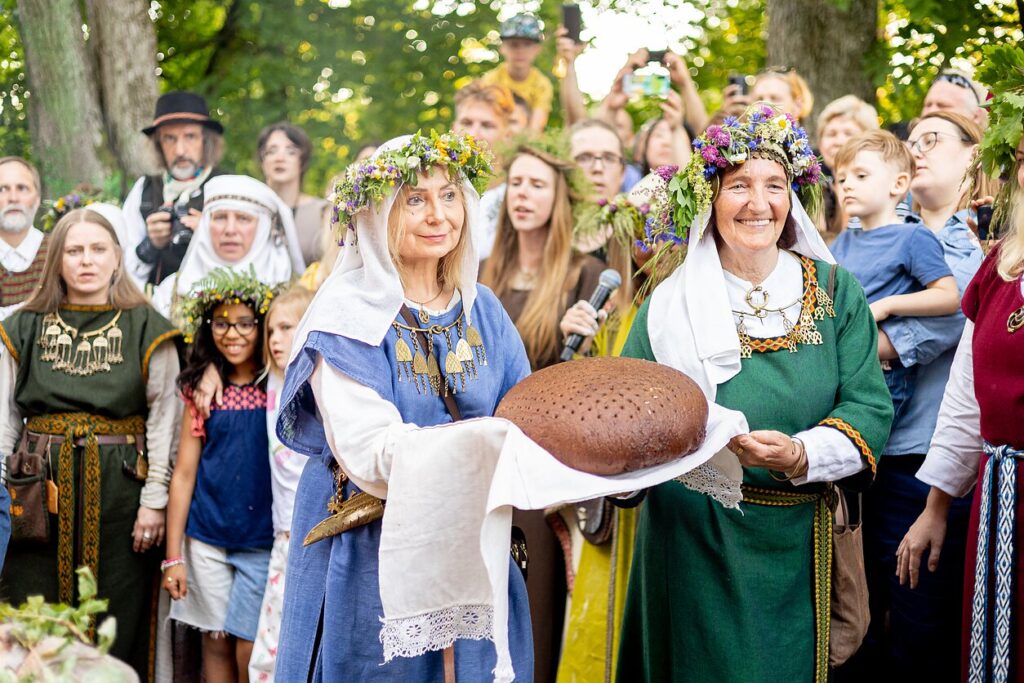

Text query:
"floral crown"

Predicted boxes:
[[332, 130, 493, 233], [972, 43, 1023, 227], [664, 103, 824, 243], [41, 185, 120, 232], [175, 265, 278, 343]]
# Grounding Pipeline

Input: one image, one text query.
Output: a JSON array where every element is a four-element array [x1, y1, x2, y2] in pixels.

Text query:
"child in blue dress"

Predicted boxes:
[[163, 267, 276, 683]]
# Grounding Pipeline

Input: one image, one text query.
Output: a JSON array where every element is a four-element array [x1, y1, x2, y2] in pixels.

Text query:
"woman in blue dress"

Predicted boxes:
[[273, 133, 534, 682]]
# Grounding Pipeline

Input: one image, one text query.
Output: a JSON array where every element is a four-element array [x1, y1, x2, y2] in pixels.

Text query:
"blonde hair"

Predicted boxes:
[[909, 111, 1000, 216], [22, 208, 149, 313], [817, 95, 879, 139], [833, 129, 915, 177], [480, 147, 584, 368], [386, 173, 469, 295], [263, 285, 315, 370], [996, 158, 1024, 280], [754, 69, 814, 121]]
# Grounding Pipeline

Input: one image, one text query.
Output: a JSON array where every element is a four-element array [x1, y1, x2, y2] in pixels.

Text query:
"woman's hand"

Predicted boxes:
[[896, 488, 953, 589], [966, 195, 994, 233], [721, 83, 750, 115], [660, 90, 685, 132], [163, 564, 188, 599], [193, 364, 225, 419], [728, 430, 802, 472], [554, 26, 585, 64], [559, 300, 606, 357], [132, 506, 165, 553]]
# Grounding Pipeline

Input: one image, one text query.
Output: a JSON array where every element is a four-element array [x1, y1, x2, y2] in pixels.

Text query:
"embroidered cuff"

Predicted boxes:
[[818, 417, 876, 475]]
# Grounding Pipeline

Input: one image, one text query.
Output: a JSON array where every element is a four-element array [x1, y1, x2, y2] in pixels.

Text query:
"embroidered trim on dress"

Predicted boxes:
[[738, 257, 835, 357], [142, 329, 181, 383], [819, 416, 876, 474], [379, 603, 494, 662], [0, 323, 17, 362]]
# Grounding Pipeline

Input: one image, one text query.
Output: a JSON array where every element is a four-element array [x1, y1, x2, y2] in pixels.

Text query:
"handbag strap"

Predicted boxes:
[[398, 305, 463, 422]]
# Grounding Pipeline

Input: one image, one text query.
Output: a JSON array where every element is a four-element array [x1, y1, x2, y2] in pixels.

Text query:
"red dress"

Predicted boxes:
[[960, 247, 1024, 682]]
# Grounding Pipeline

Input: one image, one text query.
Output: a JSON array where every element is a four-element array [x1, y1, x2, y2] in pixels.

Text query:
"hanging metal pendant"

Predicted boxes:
[[417, 306, 430, 325], [736, 319, 753, 359], [466, 324, 487, 366], [91, 336, 110, 373], [106, 327, 123, 363], [455, 338, 476, 378], [72, 340, 92, 375], [394, 326, 413, 382], [426, 353, 441, 396]]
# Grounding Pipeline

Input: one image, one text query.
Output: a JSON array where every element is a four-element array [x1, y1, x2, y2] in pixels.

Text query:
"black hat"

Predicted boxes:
[[142, 91, 224, 136]]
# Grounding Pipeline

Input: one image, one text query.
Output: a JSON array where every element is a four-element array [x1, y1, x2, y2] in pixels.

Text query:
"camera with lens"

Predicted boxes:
[[135, 203, 193, 264]]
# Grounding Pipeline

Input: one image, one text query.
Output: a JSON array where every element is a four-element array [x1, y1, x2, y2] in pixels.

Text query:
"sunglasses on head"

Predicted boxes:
[[934, 72, 982, 106]]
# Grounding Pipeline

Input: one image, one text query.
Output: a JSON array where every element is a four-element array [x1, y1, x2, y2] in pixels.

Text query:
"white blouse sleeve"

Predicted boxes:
[[140, 342, 182, 509], [310, 358, 424, 499], [916, 322, 981, 498], [0, 344, 24, 480], [791, 425, 865, 485]]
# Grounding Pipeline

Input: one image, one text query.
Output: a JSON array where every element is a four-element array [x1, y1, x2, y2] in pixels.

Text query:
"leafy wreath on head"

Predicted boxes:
[[40, 185, 120, 232], [175, 265, 278, 343], [331, 130, 494, 239], [972, 43, 1024, 229]]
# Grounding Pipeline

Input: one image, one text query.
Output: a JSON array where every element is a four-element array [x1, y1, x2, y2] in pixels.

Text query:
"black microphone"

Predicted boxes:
[[560, 268, 622, 362]]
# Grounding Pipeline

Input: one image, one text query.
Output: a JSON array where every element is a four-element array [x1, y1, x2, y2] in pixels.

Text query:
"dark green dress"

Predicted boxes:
[[0, 303, 179, 681], [616, 260, 893, 682]]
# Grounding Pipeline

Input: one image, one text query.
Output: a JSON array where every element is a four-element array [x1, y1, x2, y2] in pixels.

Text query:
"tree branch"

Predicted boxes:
[[202, 0, 241, 79]]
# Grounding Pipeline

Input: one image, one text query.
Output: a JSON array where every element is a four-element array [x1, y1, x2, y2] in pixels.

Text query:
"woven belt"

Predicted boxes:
[[26, 412, 146, 604], [743, 484, 833, 683], [968, 442, 1024, 683]]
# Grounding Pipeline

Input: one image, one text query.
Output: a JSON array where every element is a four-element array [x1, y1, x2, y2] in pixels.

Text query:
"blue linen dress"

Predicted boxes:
[[274, 285, 534, 681]]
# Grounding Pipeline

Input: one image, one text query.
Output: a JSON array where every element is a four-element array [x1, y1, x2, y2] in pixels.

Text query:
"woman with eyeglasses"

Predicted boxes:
[[0, 205, 182, 679], [258, 122, 331, 265], [844, 111, 999, 681], [479, 143, 604, 683]]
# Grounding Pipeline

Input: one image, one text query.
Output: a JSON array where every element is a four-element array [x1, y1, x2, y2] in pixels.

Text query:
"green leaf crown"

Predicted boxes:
[[973, 43, 1024, 227], [175, 265, 278, 342], [332, 130, 493, 234]]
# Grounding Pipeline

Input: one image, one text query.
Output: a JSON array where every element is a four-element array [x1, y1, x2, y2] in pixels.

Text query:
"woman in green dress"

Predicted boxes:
[[0, 205, 181, 680], [615, 106, 893, 682]]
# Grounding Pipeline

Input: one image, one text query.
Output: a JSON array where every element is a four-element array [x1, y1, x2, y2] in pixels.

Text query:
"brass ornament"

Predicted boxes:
[[393, 310, 487, 397], [38, 310, 125, 377], [1008, 305, 1024, 334]]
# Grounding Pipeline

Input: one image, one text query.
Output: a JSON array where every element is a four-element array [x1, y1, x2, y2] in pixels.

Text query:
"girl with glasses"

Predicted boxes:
[[164, 267, 276, 683]]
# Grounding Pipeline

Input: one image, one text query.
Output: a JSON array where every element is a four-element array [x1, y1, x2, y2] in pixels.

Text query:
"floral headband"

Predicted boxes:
[[175, 265, 278, 343], [666, 103, 824, 243], [41, 186, 120, 232], [332, 130, 493, 233]]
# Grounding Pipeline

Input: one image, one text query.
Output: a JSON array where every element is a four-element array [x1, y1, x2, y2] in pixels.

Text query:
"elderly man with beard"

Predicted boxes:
[[0, 156, 46, 320], [123, 91, 226, 288]]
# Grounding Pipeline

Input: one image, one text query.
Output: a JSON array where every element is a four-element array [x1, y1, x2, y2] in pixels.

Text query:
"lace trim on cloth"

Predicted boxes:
[[379, 603, 494, 662], [675, 461, 743, 509]]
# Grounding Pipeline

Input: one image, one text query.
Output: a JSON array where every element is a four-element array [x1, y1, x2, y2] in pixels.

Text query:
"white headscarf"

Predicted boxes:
[[87, 202, 129, 249], [648, 189, 834, 400], [173, 175, 304, 297], [290, 135, 482, 357]]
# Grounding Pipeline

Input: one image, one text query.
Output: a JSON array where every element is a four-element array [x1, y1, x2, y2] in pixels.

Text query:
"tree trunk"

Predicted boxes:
[[85, 0, 161, 180], [766, 0, 878, 140], [15, 0, 111, 195]]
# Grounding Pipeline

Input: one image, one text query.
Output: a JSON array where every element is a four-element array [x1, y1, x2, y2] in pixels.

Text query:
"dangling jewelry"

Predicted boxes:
[[393, 310, 486, 397], [1008, 304, 1024, 333], [731, 257, 835, 356], [38, 310, 124, 376]]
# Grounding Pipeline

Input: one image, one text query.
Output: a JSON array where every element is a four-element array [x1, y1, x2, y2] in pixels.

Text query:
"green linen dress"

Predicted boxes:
[[0, 303, 179, 681], [616, 259, 893, 682]]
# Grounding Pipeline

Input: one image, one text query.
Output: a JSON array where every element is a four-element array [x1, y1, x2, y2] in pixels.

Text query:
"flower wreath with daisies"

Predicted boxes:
[[331, 130, 493, 237], [175, 265, 278, 343]]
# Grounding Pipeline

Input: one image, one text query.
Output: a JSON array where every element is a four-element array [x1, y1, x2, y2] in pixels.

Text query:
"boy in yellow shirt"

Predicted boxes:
[[480, 14, 552, 132]]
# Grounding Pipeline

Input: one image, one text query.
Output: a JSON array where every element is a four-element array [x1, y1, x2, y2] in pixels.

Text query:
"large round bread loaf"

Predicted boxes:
[[496, 356, 708, 475]]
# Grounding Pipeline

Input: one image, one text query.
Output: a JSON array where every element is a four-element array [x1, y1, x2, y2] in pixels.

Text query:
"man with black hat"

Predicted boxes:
[[123, 91, 226, 288]]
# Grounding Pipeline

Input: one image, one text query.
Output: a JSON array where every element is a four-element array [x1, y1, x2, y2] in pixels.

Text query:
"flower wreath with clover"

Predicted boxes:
[[175, 265, 278, 343], [578, 104, 825, 298], [331, 130, 494, 241]]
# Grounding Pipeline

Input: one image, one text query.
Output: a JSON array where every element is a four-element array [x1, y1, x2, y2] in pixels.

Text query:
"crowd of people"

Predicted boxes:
[[0, 10, 1021, 683]]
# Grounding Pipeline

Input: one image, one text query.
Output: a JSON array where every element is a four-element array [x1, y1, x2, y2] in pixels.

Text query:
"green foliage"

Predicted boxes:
[[975, 42, 1024, 177], [0, 567, 115, 655], [0, 0, 30, 159]]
